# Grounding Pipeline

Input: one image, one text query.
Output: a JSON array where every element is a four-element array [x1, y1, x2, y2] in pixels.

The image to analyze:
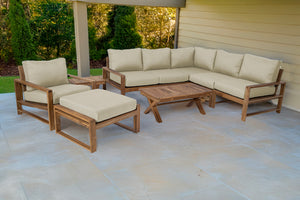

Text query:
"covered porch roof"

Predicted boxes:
[[70, 0, 186, 8], [71, 0, 185, 77]]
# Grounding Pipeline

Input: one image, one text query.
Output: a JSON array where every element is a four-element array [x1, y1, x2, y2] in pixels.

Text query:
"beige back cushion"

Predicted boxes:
[[194, 47, 216, 71], [239, 54, 280, 83], [214, 50, 244, 77], [142, 48, 171, 70], [108, 48, 143, 71], [22, 58, 68, 91], [171, 47, 194, 68]]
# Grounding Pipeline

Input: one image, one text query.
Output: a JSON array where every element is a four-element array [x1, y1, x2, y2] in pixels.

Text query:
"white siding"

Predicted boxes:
[[178, 0, 300, 111]]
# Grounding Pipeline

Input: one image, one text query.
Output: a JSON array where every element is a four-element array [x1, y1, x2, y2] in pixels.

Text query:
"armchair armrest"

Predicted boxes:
[[67, 74, 94, 82], [14, 79, 51, 93], [103, 67, 125, 78]]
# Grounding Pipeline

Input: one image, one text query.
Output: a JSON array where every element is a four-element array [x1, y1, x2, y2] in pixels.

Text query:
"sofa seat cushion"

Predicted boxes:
[[142, 48, 171, 70], [60, 89, 137, 122], [214, 50, 244, 77], [194, 47, 216, 71], [189, 71, 229, 89], [108, 48, 142, 72], [239, 54, 280, 83], [171, 47, 194, 68], [110, 71, 160, 87], [147, 69, 189, 84], [214, 77, 276, 99], [24, 84, 91, 104], [22, 58, 69, 91]]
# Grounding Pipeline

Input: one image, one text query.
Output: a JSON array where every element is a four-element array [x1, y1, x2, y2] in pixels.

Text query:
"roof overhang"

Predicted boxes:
[[70, 0, 186, 8]]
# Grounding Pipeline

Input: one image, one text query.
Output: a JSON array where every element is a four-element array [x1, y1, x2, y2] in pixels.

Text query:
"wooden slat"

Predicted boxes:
[[19, 100, 48, 110], [22, 110, 49, 124]]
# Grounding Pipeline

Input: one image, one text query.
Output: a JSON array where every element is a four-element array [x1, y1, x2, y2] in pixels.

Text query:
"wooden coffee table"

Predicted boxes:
[[69, 75, 106, 89], [140, 83, 215, 123]]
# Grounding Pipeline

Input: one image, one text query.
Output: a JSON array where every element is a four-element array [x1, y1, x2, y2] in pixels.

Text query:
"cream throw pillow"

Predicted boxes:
[[171, 47, 194, 68], [214, 50, 244, 77], [194, 47, 216, 71], [239, 54, 280, 83], [108, 48, 143, 72], [142, 48, 171, 70], [22, 58, 68, 91]]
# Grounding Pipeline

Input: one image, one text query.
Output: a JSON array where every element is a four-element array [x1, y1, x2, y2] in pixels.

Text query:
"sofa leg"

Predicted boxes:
[[276, 82, 285, 113], [241, 102, 248, 121]]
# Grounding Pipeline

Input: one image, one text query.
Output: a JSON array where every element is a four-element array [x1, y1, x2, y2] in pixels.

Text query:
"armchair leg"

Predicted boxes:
[[14, 80, 23, 115], [47, 91, 55, 131]]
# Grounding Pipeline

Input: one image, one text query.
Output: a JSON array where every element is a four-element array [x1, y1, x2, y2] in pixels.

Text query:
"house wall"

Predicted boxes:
[[178, 0, 300, 111]]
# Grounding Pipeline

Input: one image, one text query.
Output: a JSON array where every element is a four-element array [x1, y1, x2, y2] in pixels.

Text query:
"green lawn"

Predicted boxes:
[[0, 68, 102, 94]]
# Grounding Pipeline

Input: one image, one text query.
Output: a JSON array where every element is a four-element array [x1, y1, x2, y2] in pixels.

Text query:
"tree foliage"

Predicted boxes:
[[30, 0, 74, 59], [8, 0, 36, 65], [0, 3, 11, 62], [111, 6, 142, 49]]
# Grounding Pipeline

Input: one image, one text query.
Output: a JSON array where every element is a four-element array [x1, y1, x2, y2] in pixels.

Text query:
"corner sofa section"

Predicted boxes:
[[103, 47, 286, 121]]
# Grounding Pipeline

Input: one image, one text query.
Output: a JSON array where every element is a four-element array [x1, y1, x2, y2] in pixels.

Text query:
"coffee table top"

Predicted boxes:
[[140, 82, 213, 102]]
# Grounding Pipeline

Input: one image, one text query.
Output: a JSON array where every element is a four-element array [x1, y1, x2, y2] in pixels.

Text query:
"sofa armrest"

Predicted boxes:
[[103, 67, 126, 95], [244, 81, 286, 100], [246, 81, 285, 89]]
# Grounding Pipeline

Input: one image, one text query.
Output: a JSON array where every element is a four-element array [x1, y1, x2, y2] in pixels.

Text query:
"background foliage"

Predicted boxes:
[[0, 0, 176, 69]]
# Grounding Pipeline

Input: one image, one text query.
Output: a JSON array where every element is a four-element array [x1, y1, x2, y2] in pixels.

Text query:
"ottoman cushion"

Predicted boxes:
[[59, 89, 137, 122]]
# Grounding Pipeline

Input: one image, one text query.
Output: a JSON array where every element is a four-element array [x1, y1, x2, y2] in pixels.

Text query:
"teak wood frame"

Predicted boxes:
[[103, 57, 286, 121], [14, 66, 96, 130], [54, 104, 140, 153]]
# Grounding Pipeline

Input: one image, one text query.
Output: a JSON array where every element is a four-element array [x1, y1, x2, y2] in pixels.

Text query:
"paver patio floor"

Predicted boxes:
[[0, 86, 299, 200]]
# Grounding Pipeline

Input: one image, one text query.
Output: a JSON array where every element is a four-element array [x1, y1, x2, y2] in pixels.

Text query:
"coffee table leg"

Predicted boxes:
[[145, 98, 162, 123], [194, 98, 206, 115]]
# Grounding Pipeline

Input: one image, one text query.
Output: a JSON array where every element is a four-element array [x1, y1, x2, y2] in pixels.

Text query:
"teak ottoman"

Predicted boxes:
[[54, 89, 140, 153]]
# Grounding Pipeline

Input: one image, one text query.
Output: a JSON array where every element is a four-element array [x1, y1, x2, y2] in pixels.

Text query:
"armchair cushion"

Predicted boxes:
[[214, 50, 244, 77], [24, 84, 91, 104], [22, 58, 69, 91], [171, 47, 194, 68], [142, 48, 171, 70], [239, 54, 280, 83], [194, 47, 216, 71], [108, 48, 143, 72]]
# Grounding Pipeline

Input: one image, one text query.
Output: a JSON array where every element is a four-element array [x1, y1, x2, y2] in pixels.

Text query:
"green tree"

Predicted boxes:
[[8, 0, 36, 64], [111, 5, 142, 49], [31, 0, 74, 59], [0, 4, 11, 62], [135, 7, 176, 49]]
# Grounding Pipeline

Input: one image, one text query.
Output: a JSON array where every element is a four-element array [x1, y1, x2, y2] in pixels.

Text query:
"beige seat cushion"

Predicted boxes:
[[214, 77, 275, 99], [22, 58, 69, 91], [147, 69, 189, 84], [171, 47, 194, 68], [239, 54, 280, 83], [60, 89, 137, 122], [110, 71, 160, 87], [108, 48, 142, 72], [142, 48, 171, 70], [214, 50, 244, 77], [24, 84, 91, 104], [194, 47, 216, 71], [189, 71, 229, 89]]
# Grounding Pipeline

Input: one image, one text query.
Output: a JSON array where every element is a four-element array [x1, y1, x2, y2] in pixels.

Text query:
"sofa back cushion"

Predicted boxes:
[[108, 48, 143, 72], [142, 48, 171, 70], [214, 50, 244, 77], [22, 58, 69, 91], [171, 47, 194, 68], [239, 54, 280, 83], [194, 47, 216, 71]]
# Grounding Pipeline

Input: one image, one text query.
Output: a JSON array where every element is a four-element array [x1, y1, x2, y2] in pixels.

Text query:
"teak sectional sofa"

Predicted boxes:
[[103, 47, 286, 121]]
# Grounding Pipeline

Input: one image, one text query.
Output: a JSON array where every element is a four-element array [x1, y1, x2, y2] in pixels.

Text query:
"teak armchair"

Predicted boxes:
[[14, 58, 92, 130]]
